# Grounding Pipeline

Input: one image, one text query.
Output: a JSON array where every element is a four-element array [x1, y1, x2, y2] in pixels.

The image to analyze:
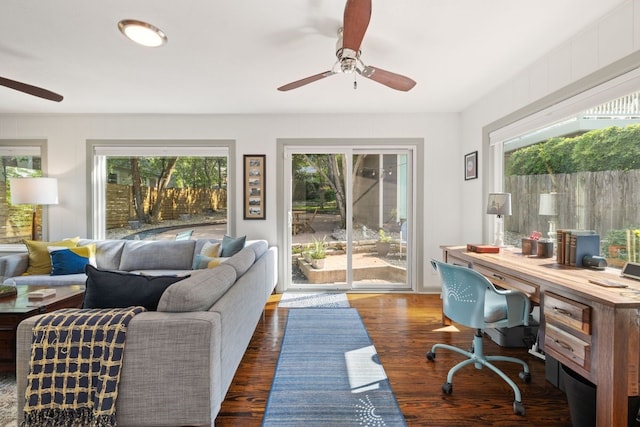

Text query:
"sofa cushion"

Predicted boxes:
[[224, 247, 255, 278], [49, 244, 96, 275], [129, 270, 192, 277], [79, 239, 126, 270], [83, 265, 187, 311], [9, 273, 87, 286], [118, 240, 196, 271], [157, 264, 237, 312], [219, 235, 246, 257], [23, 238, 79, 275]]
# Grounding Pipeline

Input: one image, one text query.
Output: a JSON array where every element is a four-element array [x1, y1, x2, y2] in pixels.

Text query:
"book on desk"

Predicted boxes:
[[466, 243, 500, 254], [556, 230, 599, 267]]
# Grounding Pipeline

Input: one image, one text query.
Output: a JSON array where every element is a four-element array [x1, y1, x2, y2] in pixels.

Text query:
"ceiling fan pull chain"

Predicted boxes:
[[353, 75, 358, 90]]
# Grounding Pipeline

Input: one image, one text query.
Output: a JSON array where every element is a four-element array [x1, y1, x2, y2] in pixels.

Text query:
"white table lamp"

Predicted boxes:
[[486, 192, 512, 247], [9, 177, 59, 240], [539, 192, 558, 242]]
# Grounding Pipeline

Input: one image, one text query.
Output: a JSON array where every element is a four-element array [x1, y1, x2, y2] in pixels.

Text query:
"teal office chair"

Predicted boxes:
[[427, 259, 532, 415]]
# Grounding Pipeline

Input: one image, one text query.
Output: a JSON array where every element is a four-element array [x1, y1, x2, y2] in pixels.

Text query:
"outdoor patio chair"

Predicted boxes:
[[426, 259, 532, 416], [175, 229, 194, 240], [303, 207, 319, 233]]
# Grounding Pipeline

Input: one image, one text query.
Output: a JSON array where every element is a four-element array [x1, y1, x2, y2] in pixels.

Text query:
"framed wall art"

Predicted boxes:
[[243, 154, 266, 219], [464, 151, 478, 180]]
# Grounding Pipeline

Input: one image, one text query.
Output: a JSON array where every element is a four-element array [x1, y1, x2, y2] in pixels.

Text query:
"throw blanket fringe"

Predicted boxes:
[[21, 306, 145, 427]]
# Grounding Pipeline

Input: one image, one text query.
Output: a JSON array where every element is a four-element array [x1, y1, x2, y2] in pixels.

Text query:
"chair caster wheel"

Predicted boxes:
[[513, 400, 525, 415], [426, 351, 436, 361], [441, 382, 453, 394], [519, 371, 531, 383]]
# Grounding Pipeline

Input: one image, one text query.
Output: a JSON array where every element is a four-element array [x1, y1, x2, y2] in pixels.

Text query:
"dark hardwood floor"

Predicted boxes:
[[216, 293, 573, 426]]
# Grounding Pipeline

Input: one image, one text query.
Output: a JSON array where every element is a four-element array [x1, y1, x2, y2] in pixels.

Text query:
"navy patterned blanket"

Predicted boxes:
[[22, 306, 145, 427]]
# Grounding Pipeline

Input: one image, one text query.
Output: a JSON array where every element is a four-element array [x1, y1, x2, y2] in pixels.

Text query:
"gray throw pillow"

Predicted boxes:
[[219, 235, 246, 257], [83, 265, 187, 311]]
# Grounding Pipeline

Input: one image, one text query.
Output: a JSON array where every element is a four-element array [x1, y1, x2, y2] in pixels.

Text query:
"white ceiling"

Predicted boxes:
[[0, 0, 627, 114]]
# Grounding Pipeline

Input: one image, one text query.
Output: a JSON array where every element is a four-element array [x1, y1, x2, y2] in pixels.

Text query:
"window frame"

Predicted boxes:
[[87, 139, 235, 240], [0, 139, 49, 250]]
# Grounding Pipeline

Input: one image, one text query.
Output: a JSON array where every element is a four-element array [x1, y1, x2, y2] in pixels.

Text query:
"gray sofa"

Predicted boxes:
[[0, 238, 258, 285], [14, 238, 278, 427]]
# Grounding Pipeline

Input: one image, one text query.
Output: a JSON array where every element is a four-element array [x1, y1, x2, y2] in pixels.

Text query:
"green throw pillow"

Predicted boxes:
[[220, 235, 246, 257]]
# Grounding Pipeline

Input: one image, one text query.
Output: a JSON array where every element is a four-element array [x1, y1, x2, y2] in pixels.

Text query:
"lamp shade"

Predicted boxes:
[[539, 193, 558, 216], [9, 177, 58, 205], [486, 192, 512, 216]]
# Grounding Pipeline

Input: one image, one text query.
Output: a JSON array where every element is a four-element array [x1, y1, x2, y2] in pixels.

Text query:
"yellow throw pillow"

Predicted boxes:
[[23, 237, 80, 275], [200, 241, 221, 257]]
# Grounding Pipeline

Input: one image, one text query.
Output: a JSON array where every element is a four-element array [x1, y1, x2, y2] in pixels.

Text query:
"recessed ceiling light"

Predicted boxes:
[[118, 19, 167, 47]]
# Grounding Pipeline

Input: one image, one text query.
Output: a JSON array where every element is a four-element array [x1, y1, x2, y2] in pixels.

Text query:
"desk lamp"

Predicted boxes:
[[539, 192, 558, 242], [9, 177, 58, 240], [486, 192, 512, 247]]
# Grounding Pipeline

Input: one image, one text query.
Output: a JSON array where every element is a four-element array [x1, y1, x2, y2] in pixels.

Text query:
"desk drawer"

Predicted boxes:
[[544, 292, 591, 335], [473, 264, 539, 300], [546, 323, 591, 369]]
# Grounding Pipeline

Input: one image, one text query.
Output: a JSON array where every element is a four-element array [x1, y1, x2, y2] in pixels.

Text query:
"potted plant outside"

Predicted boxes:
[[376, 229, 392, 257], [311, 235, 327, 269], [302, 243, 313, 264], [604, 228, 629, 257]]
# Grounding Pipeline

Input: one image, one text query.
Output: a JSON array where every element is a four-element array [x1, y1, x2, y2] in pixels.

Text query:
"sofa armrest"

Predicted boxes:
[[0, 253, 28, 279], [17, 310, 223, 427]]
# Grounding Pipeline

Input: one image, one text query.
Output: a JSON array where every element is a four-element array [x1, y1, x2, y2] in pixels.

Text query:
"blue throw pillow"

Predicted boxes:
[[49, 245, 96, 276], [83, 265, 188, 311], [220, 235, 246, 257]]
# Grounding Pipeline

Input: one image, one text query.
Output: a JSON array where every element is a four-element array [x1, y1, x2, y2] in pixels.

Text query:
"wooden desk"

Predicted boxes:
[[442, 246, 640, 427], [0, 285, 85, 373]]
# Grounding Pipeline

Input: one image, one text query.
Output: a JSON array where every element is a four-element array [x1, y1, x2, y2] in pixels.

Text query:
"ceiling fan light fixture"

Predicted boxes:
[[118, 19, 167, 47]]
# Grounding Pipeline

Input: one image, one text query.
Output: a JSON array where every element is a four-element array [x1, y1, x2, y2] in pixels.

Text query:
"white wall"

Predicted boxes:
[[461, 0, 640, 243], [0, 112, 460, 292]]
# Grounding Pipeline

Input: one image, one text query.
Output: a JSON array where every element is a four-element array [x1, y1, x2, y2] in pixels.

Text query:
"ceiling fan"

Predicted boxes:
[[278, 0, 416, 92], [0, 76, 63, 102]]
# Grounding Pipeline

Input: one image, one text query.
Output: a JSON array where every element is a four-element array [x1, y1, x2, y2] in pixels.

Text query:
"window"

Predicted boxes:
[[498, 90, 640, 268], [89, 141, 233, 240], [0, 142, 46, 243]]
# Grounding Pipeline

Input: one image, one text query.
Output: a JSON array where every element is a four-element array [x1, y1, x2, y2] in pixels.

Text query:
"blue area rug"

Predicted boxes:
[[278, 292, 350, 308], [262, 308, 406, 426]]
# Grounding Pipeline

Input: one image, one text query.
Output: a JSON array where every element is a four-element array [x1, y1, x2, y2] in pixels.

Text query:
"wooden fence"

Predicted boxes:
[[504, 170, 640, 241], [0, 184, 228, 243], [0, 183, 35, 242], [106, 184, 227, 229]]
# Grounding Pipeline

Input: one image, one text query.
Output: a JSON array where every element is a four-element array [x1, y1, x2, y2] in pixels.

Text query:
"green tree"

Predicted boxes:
[[573, 125, 640, 172], [506, 125, 640, 176]]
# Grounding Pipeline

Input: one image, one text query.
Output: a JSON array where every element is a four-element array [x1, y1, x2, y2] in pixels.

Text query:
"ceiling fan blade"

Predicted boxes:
[[342, 0, 371, 52], [358, 66, 416, 92], [0, 76, 63, 102], [277, 71, 336, 91]]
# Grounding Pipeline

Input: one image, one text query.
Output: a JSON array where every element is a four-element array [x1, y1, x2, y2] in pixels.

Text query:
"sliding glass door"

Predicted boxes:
[[285, 145, 414, 291]]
